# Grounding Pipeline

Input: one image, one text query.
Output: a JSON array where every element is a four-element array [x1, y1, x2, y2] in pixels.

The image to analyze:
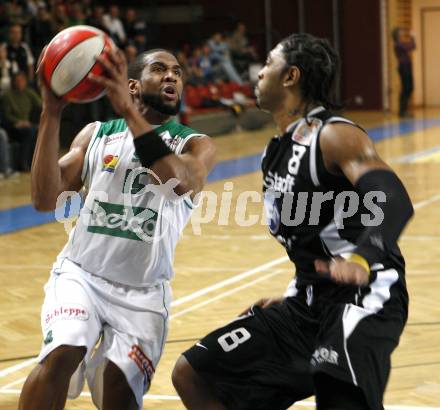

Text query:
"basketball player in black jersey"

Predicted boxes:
[[172, 33, 414, 410]]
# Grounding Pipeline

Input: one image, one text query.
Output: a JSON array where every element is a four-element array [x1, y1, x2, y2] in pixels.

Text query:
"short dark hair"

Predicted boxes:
[[127, 48, 174, 80], [280, 33, 341, 113]]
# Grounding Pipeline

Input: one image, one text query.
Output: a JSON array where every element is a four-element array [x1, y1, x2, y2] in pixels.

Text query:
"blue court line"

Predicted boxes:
[[1, 117, 440, 235]]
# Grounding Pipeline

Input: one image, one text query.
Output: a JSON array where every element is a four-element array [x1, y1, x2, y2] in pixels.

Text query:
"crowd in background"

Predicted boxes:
[[0, 0, 258, 178]]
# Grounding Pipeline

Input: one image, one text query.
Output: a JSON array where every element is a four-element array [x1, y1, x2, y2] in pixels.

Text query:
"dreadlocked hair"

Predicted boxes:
[[127, 48, 174, 80], [280, 33, 342, 118]]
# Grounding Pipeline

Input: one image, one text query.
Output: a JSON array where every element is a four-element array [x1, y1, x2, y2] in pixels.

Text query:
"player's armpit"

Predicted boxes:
[[58, 122, 96, 193]]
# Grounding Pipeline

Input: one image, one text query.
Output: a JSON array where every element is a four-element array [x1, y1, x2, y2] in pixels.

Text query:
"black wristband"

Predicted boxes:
[[133, 129, 172, 168], [354, 169, 414, 264]]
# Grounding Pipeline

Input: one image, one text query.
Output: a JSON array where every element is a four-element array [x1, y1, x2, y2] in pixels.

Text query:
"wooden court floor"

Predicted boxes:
[[0, 109, 439, 409]]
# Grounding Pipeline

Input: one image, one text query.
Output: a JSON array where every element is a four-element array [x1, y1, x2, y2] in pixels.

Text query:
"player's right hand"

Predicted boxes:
[[239, 296, 284, 317], [36, 46, 68, 113]]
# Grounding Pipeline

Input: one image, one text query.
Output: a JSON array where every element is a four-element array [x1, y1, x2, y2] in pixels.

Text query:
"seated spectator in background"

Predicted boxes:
[[78, 0, 93, 19], [68, 3, 86, 27], [7, 1, 31, 27], [229, 22, 257, 80], [4, 24, 34, 83], [0, 2, 11, 44], [124, 43, 138, 64], [0, 126, 16, 179], [30, 5, 53, 60], [1, 71, 41, 171], [199, 44, 223, 83], [51, 2, 69, 34], [124, 7, 149, 52], [0, 43, 18, 93], [132, 30, 148, 53], [86, 5, 107, 33], [208, 32, 243, 84], [103, 4, 126, 47], [187, 47, 206, 85], [124, 7, 148, 44]]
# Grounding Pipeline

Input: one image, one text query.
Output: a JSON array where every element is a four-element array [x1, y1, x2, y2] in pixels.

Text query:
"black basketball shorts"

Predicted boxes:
[[183, 266, 408, 410]]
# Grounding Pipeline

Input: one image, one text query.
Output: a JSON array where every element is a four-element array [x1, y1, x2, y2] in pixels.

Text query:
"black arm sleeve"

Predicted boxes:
[[354, 169, 414, 265], [133, 130, 172, 168]]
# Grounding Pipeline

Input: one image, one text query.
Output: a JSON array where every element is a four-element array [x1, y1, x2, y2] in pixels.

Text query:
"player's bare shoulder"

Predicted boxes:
[[319, 122, 380, 173], [70, 122, 99, 151]]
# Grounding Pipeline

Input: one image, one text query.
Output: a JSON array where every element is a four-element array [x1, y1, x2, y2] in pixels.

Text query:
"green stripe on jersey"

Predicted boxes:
[[96, 118, 128, 138], [155, 119, 201, 138]]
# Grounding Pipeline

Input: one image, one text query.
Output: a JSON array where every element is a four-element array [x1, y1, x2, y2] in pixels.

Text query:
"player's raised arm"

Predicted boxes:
[[31, 59, 95, 212], [316, 122, 414, 284]]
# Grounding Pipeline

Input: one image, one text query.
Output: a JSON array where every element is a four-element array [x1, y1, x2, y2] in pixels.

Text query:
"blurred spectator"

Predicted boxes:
[[86, 5, 107, 33], [124, 7, 148, 42], [103, 4, 126, 47], [69, 4, 86, 27], [124, 7, 148, 52], [229, 22, 257, 80], [187, 47, 206, 85], [51, 2, 69, 33], [30, 5, 53, 59], [26, 1, 46, 18], [8, 1, 31, 27], [1, 71, 41, 171], [392, 27, 416, 118], [0, 43, 19, 93], [0, 2, 12, 43], [199, 44, 222, 83], [176, 50, 190, 79], [208, 33, 243, 84], [0, 127, 16, 179], [3, 24, 34, 83], [124, 43, 138, 64], [81, 0, 93, 19]]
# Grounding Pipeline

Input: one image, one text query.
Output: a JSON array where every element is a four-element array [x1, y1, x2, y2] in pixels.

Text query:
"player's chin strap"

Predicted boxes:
[[351, 169, 414, 270]]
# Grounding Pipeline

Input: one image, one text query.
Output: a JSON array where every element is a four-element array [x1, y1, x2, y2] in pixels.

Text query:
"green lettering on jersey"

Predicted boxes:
[[87, 200, 158, 241]]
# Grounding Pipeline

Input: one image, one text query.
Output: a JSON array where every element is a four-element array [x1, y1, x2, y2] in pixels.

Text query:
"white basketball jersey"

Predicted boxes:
[[56, 118, 205, 286]]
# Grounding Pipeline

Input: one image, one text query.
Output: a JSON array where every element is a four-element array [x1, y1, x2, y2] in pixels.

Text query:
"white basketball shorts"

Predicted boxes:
[[38, 258, 171, 409]]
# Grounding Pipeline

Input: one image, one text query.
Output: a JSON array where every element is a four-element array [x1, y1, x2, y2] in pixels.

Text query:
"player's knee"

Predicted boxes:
[[103, 361, 136, 406], [104, 361, 129, 388], [172, 355, 197, 393], [41, 345, 86, 379]]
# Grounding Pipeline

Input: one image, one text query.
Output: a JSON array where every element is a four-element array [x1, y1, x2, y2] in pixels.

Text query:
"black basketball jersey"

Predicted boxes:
[[262, 106, 403, 285]]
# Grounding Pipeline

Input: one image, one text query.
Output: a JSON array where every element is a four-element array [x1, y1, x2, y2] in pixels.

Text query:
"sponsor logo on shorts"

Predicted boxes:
[[44, 304, 89, 329], [311, 346, 339, 366], [128, 345, 155, 387], [102, 154, 119, 172], [44, 330, 53, 345]]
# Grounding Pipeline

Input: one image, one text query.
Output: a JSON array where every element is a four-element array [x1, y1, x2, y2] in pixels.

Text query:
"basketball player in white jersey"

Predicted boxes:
[[19, 48, 216, 410]]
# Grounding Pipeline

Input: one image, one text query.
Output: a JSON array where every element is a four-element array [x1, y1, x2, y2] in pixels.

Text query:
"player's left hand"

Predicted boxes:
[[88, 49, 134, 117], [314, 257, 369, 286]]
